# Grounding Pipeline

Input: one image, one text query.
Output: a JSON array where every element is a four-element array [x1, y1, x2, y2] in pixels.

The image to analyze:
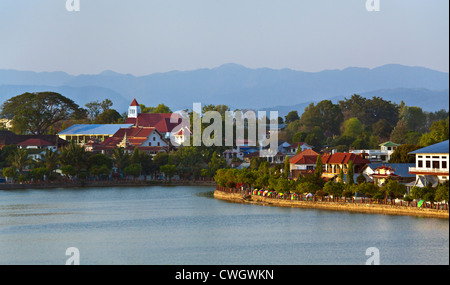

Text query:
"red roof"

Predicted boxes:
[[130, 98, 139, 106], [101, 127, 161, 148], [322, 152, 371, 165], [288, 142, 306, 149], [125, 113, 184, 133], [290, 149, 319, 164], [17, 138, 53, 147]]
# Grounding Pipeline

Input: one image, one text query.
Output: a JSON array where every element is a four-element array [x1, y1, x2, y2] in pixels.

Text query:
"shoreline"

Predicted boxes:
[[0, 180, 217, 191], [214, 190, 450, 219]]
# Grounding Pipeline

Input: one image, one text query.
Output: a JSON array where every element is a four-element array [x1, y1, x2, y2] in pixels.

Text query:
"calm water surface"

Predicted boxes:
[[0, 186, 448, 265]]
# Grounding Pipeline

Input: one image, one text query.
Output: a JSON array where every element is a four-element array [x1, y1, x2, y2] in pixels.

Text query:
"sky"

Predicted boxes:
[[0, 0, 448, 76]]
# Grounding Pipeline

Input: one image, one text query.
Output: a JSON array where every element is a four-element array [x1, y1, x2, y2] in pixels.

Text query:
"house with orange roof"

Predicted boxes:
[[289, 149, 320, 179], [322, 152, 371, 181]]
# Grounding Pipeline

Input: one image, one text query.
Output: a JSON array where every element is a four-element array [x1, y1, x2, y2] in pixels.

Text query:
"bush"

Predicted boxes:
[[323, 181, 344, 197], [410, 186, 436, 202], [403, 195, 413, 202], [296, 182, 319, 194], [435, 182, 449, 202]]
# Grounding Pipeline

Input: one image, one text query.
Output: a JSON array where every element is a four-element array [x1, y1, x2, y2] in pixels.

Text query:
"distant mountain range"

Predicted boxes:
[[0, 64, 448, 115]]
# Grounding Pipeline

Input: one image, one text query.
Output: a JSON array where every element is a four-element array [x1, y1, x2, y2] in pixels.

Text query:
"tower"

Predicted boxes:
[[128, 98, 141, 119]]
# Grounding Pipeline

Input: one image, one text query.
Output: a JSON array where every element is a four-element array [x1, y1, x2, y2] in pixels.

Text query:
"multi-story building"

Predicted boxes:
[[409, 140, 449, 187]]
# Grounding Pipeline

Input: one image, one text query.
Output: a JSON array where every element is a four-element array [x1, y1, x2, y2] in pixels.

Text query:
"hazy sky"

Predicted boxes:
[[0, 0, 448, 76]]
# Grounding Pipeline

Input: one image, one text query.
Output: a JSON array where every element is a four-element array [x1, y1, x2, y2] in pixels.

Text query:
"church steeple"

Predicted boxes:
[[128, 98, 141, 119]]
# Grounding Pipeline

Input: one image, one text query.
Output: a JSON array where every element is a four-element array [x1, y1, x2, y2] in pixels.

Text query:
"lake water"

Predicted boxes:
[[0, 186, 448, 265]]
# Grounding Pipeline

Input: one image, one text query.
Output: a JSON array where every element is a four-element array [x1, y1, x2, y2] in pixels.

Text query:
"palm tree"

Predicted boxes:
[[12, 148, 30, 174], [112, 147, 130, 176], [60, 141, 88, 176], [42, 149, 59, 174]]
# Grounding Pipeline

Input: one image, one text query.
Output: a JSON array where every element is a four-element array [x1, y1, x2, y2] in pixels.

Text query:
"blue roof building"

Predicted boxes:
[[58, 124, 133, 144], [409, 140, 449, 187]]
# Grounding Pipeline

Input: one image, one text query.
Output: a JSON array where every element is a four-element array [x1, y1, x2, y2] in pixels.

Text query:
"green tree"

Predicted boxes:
[[292, 132, 307, 143], [41, 149, 59, 174], [323, 181, 344, 197], [85, 101, 102, 121], [59, 140, 89, 176], [346, 160, 354, 185], [94, 109, 122, 124], [372, 119, 393, 140], [285, 111, 300, 124], [152, 104, 172, 114], [356, 182, 379, 198], [389, 144, 420, 163], [410, 185, 436, 202], [205, 151, 227, 177], [61, 165, 76, 178], [2, 167, 17, 181], [1, 92, 86, 135], [160, 164, 177, 181], [296, 182, 319, 194], [338, 167, 345, 183], [31, 167, 49, 182], [300, 101, 343, 137], [314, 155, 323, 179], [112, 147, 131, 175], [11, 148, 30, 174], [403, 106, 426, 132], [100, 99, 113, 112], [283, 156, 290, 179], [123, 163, 143, 180], [380, 179, 406, 199], [342, 118, 363, 138], [435, 182, 449, 202], [356, 173, 366, 185], [419, 117, 449, 146]]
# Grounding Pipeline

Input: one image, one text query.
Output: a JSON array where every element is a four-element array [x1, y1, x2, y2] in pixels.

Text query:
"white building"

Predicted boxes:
[[409, 140, 449, 187], [351, 141, 400, 163]]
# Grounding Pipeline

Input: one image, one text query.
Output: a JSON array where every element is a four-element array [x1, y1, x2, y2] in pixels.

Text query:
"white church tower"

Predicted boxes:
[[128, 98, 141, 119]]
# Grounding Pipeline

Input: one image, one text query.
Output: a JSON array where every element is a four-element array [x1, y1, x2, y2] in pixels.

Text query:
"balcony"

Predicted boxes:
[[409, 167, 449, 176]]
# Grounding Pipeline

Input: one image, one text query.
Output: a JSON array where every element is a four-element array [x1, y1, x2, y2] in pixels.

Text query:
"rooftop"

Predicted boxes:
[[409, 140, 449, 155], [58, 124, 134, 136], [17, 138, 54, 147], [364, 163, 416, 178], [379, 141, 401, 147]]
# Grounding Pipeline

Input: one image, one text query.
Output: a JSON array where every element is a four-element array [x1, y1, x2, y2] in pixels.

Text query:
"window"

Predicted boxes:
[[157, 142, 160, 146], [426, 161, 431, 168], [153, 137, 156, 141], [418, 160, 423, 168], [433, 161, 440, 169], [443, 161, 448, 169]]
